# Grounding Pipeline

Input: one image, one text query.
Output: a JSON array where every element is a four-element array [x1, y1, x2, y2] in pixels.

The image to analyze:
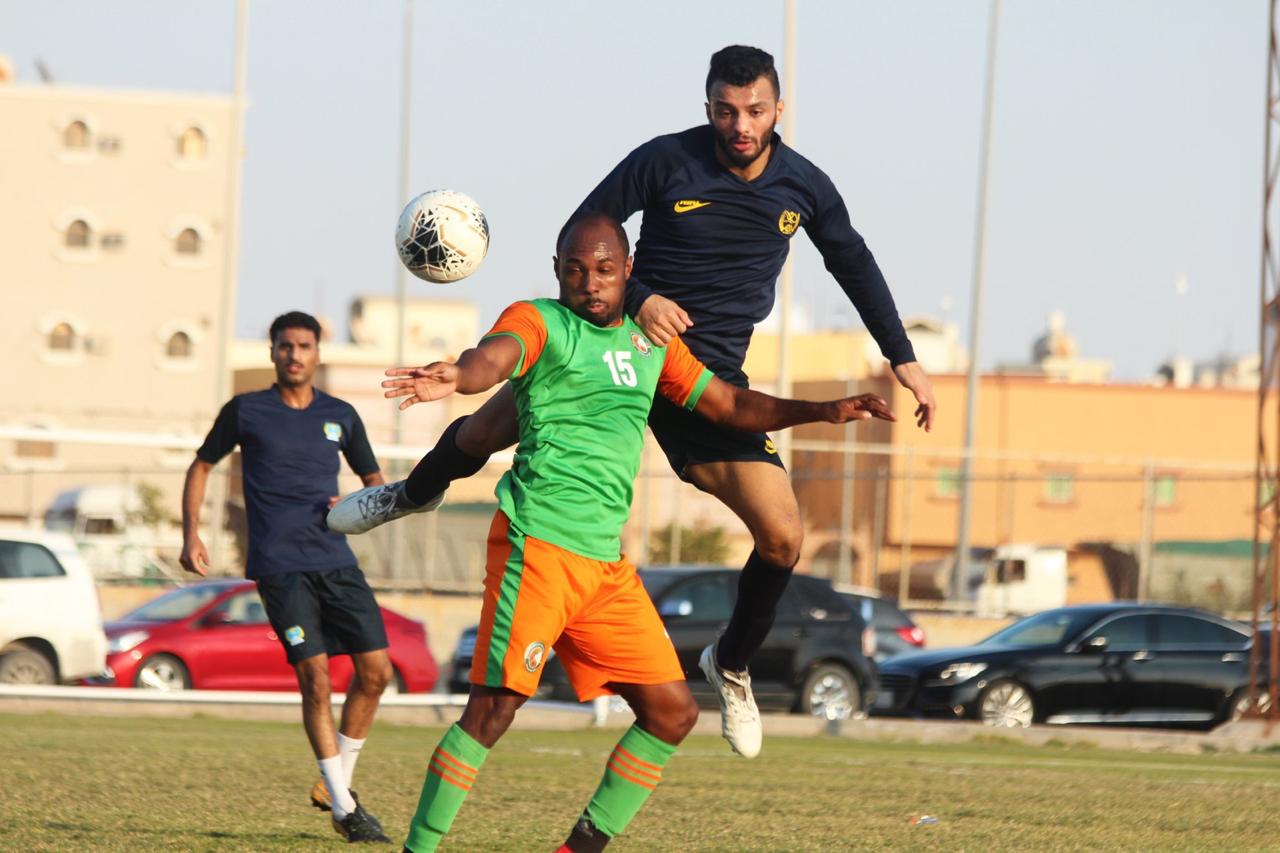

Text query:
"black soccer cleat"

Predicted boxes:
[[332, 802, 392, 844], [561, 816, 611, 853]]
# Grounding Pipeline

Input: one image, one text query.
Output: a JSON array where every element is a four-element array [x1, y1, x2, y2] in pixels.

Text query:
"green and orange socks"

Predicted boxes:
[[404, 724, 489, 852], [580, 724, 678, 841]]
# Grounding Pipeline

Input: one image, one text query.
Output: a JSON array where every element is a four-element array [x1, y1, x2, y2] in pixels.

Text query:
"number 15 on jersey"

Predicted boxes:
[[602, 351, 637, 387]]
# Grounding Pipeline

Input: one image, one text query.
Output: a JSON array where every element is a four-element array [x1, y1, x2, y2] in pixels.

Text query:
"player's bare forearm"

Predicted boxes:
[[693, 379, 895, 432], [181, 459, 212, 540], [453, 339, 520, 394]]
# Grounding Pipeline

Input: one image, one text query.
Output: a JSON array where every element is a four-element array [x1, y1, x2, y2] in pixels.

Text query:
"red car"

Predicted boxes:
[[87, 579, 438, 693]]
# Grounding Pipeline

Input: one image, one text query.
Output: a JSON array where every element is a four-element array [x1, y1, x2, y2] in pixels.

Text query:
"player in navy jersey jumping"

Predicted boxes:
[[182, 312, 394, 842], [330, 45, 935, 758]]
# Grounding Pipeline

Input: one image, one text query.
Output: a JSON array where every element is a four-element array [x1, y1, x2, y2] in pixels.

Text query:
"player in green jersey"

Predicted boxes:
[[338, 214, 892, 852]]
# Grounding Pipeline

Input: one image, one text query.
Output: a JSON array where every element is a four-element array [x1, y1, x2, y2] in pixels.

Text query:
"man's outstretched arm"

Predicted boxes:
[[691, 376, 895, 433], [382, 336, 524, 409]]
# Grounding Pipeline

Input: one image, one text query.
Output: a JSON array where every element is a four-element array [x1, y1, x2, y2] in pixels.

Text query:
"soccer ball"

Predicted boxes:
[[395, 189, 489, 283]]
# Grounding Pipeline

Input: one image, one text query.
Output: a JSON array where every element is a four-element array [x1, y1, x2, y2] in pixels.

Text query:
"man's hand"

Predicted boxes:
[[825, 393, 895, 425], [635, 294, 693, 345], [383, 363, 460, 410], [892, 361, 936, 432], [180, 536, 211, 577]]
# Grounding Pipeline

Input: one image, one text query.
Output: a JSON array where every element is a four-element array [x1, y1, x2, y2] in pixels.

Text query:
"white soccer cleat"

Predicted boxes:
[[326, 481, 445, 535], [699, 643, 762, 759]]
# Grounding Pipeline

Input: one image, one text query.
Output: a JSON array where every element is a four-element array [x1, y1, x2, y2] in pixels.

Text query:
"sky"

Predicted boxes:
[[2, 0, 1268, 379]]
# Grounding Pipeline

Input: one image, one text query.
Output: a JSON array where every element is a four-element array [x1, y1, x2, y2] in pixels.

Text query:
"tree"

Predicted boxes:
[[648, 522, 730, 565]]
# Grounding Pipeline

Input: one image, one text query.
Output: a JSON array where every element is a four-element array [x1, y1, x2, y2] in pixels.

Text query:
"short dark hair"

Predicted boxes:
[[706, 45, 780, 100], [268, 311, 321, 344], [557, 212, 630, 257]]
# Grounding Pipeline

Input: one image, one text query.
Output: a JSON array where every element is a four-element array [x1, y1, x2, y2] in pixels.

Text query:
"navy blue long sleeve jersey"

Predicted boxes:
[[570, 125, 915, 386]]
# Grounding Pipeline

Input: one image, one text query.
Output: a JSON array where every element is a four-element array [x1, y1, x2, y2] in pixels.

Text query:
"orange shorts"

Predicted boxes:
[[469, 511, 684, 701]]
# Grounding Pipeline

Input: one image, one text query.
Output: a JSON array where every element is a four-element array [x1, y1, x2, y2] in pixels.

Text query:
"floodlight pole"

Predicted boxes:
[[777, 0, 797, 470], [952, 0, 1001, 602], [209, 0, 249, 573], [393, 0, 414, 452]]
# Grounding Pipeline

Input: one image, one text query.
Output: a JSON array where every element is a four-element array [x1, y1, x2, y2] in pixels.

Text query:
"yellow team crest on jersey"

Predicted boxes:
[[778, 210, 801, 235]]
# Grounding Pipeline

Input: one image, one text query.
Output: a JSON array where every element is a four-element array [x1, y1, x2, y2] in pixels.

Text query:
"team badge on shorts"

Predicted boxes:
[[523, 641, 547, 673], [778, 209, 801, 235], [630, 333, 652, 357], [323, 422, 343, 442], [284, 625, 306, 646], [763, 438, 778, 455]]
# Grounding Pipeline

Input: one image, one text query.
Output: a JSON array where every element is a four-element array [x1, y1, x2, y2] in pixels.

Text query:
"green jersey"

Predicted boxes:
[[483, 298, 713, 560]]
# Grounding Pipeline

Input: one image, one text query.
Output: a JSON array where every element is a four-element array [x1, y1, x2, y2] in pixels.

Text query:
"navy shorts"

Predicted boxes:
[[255, 567, 388, 664], [647, 394, 786, 482]]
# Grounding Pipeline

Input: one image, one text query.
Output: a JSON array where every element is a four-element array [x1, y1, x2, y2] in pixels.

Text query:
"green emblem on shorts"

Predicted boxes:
[[323, 422, 343, 442]]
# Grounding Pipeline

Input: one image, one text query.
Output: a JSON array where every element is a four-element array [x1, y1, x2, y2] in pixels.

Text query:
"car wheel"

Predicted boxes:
[[0, 647, 56, 684], [799, 663, 860, 721], [979, 680, 1035, 728], [134, 654, 191, 691]]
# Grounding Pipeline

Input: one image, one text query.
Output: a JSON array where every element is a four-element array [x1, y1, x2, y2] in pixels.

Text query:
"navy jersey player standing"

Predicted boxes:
[[181, 311, 393, 843], [330, 46, 936, 759]]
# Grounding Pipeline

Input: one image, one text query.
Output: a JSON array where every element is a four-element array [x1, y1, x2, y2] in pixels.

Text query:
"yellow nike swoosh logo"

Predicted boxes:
[[673, 199, 712, 213]]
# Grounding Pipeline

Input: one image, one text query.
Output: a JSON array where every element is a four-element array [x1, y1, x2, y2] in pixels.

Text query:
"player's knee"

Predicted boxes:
[[753, 526, 803, 568], [640, 692, 699, 745], [459, 697, 520, 747], [295, 660, 331, 700], [356, 660, 393, 695], [670, 693, 699, 742]]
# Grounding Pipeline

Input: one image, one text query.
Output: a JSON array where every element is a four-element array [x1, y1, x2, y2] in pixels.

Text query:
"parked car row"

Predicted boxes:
[[5, 527, 1274, 736]]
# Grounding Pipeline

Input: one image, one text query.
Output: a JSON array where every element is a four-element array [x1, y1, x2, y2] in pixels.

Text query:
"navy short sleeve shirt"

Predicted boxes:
[[197, 387, 380, 579]]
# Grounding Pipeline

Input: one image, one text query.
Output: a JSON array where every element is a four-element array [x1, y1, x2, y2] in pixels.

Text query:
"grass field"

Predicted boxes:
[[4, 712, 1280, 851]]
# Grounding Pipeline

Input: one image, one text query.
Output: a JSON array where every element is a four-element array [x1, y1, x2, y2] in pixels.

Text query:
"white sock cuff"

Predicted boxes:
[[337, 733, 366, 753]]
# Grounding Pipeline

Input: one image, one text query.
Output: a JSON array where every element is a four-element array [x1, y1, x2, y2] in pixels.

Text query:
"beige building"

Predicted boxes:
[[0, 77, 239, 520]]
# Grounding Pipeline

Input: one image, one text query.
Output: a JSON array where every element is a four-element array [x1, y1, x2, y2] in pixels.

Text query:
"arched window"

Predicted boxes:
[[65, 219, 91, 249], [175, 228, 201, 255], [63, 120, 90, 150], [177, 126, 207, 159], [166, 331, 193, 358], [48, 322, 77, 351]]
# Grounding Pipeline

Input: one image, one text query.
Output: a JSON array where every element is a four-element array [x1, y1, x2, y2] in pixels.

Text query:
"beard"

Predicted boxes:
[[713, 118, 777, 169]]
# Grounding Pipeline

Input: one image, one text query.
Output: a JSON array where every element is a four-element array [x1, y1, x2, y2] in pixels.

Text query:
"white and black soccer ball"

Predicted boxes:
[[395, 189, 489, 283]]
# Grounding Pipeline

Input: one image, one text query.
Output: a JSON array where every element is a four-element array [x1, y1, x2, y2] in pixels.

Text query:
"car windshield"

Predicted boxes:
[[124, 585, 225, 622], [981, 610, 1096, 648]]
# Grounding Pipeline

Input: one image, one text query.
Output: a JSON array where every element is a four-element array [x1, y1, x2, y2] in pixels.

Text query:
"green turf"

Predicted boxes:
[[3, 712, 1280, 851]]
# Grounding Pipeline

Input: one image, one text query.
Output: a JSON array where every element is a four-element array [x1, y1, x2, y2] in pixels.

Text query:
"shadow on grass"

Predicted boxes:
[[42, 820, 328, 845]]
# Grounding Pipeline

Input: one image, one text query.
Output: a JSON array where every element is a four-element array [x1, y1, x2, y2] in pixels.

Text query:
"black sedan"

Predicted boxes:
[[875, 603, 1262, 729], [448, 566, 878, 720]]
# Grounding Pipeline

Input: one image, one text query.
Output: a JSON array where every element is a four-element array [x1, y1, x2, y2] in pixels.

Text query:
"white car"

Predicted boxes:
[[0, 527, 107, 683]]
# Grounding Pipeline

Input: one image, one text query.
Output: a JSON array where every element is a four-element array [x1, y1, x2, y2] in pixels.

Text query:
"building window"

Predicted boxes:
[[1043, 473, 1075, 505], [16, 437, 57, 460], [166, 331, 193, 358], [63, 120, 90, 150], [175, 228, 201, 255], [935, 467, 963, 498], [1154, 475, 1177, 508], [178, 126, 207, 159], [48, 322, 78, 352], [65, 219, 92, 249]]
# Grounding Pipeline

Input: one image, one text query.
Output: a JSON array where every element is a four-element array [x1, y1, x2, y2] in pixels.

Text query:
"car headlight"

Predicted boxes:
[[934, 662, 988, 683], [107, 630, 150, 654]]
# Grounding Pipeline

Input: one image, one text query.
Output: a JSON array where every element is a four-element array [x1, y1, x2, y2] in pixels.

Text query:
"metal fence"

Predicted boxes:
[[0, 437, 1259, 614]]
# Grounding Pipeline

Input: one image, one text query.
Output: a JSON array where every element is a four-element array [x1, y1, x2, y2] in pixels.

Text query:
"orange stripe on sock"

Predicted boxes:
[[607, 758, 656, 790], [432, 748, 478, 782], [613, 746, 663, 780], [428, 759, 473, 792]]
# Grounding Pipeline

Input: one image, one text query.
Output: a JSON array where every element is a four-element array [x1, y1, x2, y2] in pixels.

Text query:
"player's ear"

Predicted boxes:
[[624, 254, 633, 279], [704, 101, 712, 123], [551, 255, 559, 276], [776, 99, 785, 121]]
